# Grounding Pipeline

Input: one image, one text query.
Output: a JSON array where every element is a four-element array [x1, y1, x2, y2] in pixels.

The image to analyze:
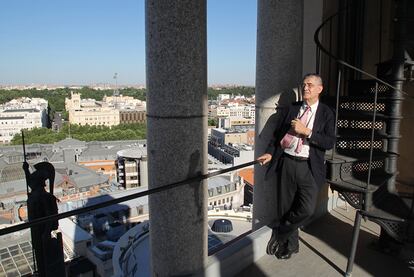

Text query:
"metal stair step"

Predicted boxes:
[[328, 180, 370, 193], [348, 79, 393, 97], [333, 149, 390, 160], [328, 171, 392, 190], [336, 129, 394, 139], [327, 173, 392, 210], [338, 110, 391, 120], [361, 186, 414, 242], [324, 97, 388, 113], [326, 153, 392, 193], [335, 138, 385, 151], [323, 95, 391, 102], [336, 118, 386, 132], [369, 188, 414, 221]]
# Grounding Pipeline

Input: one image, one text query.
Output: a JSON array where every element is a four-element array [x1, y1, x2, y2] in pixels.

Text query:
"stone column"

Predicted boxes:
[[253, 0, 304, 230], [146, 0, 207, 276]]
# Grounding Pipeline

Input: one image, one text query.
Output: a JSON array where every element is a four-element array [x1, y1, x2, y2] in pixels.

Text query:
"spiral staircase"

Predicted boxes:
[[314, 0, 414, 275]]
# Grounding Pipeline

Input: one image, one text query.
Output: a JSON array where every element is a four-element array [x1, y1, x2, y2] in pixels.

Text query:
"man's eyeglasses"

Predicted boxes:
[[302, 82, 319, 88]]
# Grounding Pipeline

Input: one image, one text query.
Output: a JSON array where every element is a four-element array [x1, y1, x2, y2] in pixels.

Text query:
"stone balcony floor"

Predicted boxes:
[[239, 207, 413, 277]]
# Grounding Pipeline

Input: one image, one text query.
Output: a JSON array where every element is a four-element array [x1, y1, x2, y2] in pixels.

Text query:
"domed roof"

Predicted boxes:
[[211, 219, 233, 233]]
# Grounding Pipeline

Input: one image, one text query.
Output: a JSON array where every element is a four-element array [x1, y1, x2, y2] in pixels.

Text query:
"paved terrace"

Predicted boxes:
[[238, 207, 413, 277]]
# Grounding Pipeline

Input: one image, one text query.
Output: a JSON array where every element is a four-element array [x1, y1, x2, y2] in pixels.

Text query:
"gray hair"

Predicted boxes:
[[303, 73, 323, 86]]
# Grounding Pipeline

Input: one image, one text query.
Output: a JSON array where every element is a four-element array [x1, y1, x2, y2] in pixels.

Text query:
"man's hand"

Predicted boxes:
[[257, 153, 272, 165], [291, 119, 311, 137]]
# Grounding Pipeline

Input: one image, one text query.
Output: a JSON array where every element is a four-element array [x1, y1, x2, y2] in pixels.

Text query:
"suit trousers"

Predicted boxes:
[[276, 154, 319, 250]]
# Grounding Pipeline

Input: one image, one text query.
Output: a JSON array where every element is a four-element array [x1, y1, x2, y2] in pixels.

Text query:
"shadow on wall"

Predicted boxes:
[[254, 87, 299, 229], [258, 87, 300, 155]]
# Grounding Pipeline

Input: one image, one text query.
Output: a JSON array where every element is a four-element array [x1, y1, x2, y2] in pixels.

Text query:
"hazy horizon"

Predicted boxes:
[[0, 0, 257, 86]]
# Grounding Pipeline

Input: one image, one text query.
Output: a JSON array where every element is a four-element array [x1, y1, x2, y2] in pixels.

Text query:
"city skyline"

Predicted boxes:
[[0, 0, 257, 86]]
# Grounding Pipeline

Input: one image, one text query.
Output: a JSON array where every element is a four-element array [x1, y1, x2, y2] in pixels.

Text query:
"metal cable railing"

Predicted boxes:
[[0, 160, 259, 236]]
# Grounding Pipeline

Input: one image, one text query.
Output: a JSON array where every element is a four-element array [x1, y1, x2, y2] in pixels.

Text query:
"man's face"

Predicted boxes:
[[302, 76, 323, 104]]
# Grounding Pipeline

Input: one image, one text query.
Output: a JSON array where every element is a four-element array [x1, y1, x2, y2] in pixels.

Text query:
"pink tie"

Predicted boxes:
[[280, 106, 311, 153]]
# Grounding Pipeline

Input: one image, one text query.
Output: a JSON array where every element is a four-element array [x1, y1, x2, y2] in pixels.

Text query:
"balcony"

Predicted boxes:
[[0, 159, 412, 277], [1, 1, 414, 276]]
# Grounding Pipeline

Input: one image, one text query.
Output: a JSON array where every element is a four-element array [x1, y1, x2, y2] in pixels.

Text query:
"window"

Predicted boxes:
[[137, 205, 144, 215]]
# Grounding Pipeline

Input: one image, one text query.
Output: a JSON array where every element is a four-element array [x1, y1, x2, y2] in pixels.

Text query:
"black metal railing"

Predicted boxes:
[[0, 160, 258, 237]]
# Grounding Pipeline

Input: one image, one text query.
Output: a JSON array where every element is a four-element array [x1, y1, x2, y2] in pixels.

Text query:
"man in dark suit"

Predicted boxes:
[[257, 73, 335, 259]]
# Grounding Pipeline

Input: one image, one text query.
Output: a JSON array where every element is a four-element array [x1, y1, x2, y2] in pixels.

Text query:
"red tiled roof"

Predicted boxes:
[[239, 168, 254, 186]]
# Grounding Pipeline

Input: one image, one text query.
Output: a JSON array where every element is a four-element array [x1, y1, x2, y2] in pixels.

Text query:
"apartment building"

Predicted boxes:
[[115, 147, 148, 189], [65, 92, 146, 126], [0, 98, 48, 144]]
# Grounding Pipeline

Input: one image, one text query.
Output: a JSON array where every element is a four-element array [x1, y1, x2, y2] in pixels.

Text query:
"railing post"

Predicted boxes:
[[328, 19, 333, 91], [365, 82, 379, 210], [332, 67, 342, 160], [385, 0, 406, 193], [345, 211, 362, 277]]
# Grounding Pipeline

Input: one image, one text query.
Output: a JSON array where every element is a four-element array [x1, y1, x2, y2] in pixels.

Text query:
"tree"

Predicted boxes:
[[10, 123, 147, 145], [208, 118, 218, 127]]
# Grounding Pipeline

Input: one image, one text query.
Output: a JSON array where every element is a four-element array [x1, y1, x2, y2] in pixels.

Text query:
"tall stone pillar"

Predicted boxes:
[[253, 0, 304, 230], [146, 0, 207, 276]]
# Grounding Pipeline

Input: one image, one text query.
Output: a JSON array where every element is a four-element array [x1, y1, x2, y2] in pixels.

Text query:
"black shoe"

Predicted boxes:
[[266, 230, 279, 255], [275, 245, 299, 260]]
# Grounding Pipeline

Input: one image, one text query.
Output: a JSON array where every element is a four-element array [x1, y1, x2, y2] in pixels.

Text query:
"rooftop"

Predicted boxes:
[[2, 109, 40, 113], [0, 116, 25, 120], [239, 168, 254, 186]]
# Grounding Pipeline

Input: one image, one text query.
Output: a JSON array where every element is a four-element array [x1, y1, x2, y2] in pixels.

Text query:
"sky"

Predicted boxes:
[[0, 0, 257, 86]]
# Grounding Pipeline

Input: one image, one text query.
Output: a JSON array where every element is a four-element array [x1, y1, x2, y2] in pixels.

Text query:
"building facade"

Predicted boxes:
[[65, 92, 146, 127], [0, 97, 48, 144], [116, 148, 148, 189], [119, 110, 146, 124]]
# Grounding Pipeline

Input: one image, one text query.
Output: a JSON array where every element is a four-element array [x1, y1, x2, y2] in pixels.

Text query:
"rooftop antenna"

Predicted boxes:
[[113, 73, 119, 108]]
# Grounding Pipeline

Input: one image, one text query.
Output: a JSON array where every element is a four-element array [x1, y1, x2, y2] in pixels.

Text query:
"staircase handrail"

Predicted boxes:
[[314, 7, 408, 97]]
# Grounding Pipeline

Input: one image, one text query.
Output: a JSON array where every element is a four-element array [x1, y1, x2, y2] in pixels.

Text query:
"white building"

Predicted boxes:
[[210, 104, 255, 125], [65, 92, 146, 127], [103, 95, 146, 110], [116, 147, 148, 189], [217, 93, 230, 101], [0, 98, 48, 144], [66, 92, 120, 126]]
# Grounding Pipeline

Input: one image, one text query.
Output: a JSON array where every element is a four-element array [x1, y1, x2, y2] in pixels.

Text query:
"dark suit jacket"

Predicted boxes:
[[265, 101, 336, 188]]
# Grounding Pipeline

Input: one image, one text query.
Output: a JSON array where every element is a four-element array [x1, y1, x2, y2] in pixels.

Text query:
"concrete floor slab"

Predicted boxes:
[[239, 207, 413, 277]]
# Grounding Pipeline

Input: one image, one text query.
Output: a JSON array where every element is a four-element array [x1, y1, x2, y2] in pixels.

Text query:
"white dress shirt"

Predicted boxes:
[[284, 101, 319, 158]]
